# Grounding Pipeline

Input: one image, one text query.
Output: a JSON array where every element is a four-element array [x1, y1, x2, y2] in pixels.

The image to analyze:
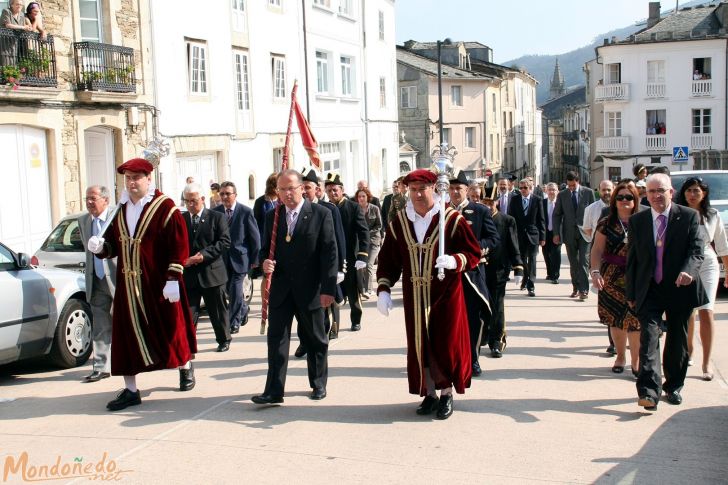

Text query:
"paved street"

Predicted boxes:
[[1, 255, 727, 484]]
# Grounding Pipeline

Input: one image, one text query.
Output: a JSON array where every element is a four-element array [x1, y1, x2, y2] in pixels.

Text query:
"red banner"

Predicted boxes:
[[293, 98, 321, 168]]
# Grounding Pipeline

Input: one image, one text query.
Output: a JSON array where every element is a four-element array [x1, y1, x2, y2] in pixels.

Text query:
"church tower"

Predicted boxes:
[[549, 59, 566, 100]]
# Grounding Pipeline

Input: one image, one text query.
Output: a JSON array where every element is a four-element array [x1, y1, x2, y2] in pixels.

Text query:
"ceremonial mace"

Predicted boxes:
[[430, 143, 456, 281], [97, 138, 170, 237]]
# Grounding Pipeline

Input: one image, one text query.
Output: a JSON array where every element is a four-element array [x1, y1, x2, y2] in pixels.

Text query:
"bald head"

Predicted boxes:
[[598, 179, 614, 203]]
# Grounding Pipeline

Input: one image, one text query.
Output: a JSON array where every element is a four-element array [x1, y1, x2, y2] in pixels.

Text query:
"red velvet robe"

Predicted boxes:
[[376, 206, 481, 396], [101, 190, 197, 375]]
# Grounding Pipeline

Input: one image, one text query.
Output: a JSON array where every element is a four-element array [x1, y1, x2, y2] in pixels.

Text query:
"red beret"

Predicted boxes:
[[403, 169, 437, 185], [117, 158, 154, 174]]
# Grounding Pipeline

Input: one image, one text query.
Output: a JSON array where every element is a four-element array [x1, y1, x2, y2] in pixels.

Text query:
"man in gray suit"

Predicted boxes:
[[552, 171, 595, 300], [78, 185, 117, 382]]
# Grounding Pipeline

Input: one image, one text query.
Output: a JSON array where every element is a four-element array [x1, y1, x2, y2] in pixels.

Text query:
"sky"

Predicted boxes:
[[395, 0, 672, 63]]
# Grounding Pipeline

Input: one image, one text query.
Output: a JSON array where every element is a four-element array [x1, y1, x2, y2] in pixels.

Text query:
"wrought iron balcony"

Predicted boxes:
[[0, 28, 57, 88], [73, 41, 135, 93]]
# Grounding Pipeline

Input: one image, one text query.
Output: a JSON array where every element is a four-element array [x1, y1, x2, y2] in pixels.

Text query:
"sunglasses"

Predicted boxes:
[[615, 194, 634, 201]]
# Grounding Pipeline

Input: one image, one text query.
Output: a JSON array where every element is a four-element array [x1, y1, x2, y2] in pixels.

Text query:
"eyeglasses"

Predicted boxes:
[[84, 197, 103, 202], [277, 185, 301, 193], [647, 188, 669, 195], [518, 186, 529, 190], [183, 198, 201, 204], [615, 194, 634, 201], [219, 191, 235, 197]]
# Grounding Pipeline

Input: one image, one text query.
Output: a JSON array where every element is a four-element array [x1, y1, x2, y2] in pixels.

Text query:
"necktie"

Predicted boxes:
[[287, 210, 297, 236], [548, 201, 553, 231], [571, 190, 578, 211], [654, 214, 666, 283], [501, 194, 507, 212], [522, 196, 529, 214], [93, 218, 104, 279], [192, 214, 199, 232], [226, 208, 233, 224]]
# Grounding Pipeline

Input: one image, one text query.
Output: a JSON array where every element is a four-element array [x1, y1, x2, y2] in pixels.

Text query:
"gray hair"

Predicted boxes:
[[87, 185, 110, 200], [646, 173, 671, 188], [546, 182, 558, 190], [519, 178, 533, 187], [183, 182, 204, 195]]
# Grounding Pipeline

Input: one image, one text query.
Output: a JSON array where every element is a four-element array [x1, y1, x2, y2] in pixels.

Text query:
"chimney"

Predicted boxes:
[[404, 40, 416, 49], [648, 2, 661, 28]]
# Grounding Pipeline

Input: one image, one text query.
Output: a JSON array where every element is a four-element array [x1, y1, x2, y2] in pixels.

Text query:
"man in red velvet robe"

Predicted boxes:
[[376, 169, 481, 419], [88, 158, 197, 411]]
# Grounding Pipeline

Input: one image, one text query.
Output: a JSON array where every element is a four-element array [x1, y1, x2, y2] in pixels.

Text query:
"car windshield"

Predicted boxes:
[[672, 172, 728, 201], [712, 203, 728, 225], [40, 219, 84, 252]]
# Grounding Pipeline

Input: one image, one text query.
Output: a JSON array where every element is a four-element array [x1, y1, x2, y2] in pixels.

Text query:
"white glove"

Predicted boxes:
[[336, 272, 345, 284], [163, 281, 180, 303], [514, 275, 523, 287], [377, 291, 393, 316], [355, 260, 367, 271], [435, 255, 457, 270], [87, 236, 105, 254]]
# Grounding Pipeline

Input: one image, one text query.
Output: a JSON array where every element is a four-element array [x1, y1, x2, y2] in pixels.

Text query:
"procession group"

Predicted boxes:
[[80, 156, 719, 418]]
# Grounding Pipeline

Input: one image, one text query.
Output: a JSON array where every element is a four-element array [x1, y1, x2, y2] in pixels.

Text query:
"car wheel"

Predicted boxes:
[[48, 298, 93, 368], [243, 274, 254, 303]]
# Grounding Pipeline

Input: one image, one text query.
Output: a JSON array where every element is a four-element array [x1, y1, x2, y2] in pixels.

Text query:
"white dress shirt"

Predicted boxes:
[[405, 198, 440, 244], [651, 205, 671, 244], [119, 184, 156, 237], [582, 199, 607, 243]]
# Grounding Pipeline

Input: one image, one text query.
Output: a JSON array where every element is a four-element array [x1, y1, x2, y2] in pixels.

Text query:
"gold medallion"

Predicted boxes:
[[656, 239, 663, 247], [285, 234, 291, 242]]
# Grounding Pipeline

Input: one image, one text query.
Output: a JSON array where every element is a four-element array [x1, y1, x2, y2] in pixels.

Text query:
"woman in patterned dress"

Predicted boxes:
[[590, 180, 641, 375]]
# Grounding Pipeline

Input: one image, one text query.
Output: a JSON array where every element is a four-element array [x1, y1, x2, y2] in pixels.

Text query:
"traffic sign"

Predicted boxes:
[[673, 146, 689, 163]]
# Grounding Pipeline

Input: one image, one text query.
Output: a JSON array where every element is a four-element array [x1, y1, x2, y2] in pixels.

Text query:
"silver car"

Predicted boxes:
[[0, 241, 92, 368]]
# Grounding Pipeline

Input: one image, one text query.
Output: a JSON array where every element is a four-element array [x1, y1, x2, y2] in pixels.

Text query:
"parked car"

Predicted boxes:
[[0, 241, 92, 368], [33, 213, 255, 302]]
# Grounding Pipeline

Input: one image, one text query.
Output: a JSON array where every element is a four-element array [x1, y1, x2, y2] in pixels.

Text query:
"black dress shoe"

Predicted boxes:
[[351, 323, 361, 331], [551, 279, 559, 284], [217, 342, 230, 352], [84, 371, 110, 383], [179, 363, 195, 391], [310, 387, 327, 400], [294, 345, 307, 358], [491, 348, 503, 358], [240, 313, 249, 327], [415, 395, 439, 415], [606, 345, 616, 355], [528, 288, 536, 297], [665, 390, 682, 405], [106, 388, 141, 411], [230, 325, 240, 334], [579, 291, 588, 300], [638, 395, 658, 411], [436, 394, 454, 419], [570, 290, 579, 298], [472, 361, 482, 376], [251, 394, 284, 405], [329, 330, 338, 340]]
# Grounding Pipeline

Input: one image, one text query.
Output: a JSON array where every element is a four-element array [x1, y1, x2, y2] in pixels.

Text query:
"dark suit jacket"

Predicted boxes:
[[78, 211, 117, 299], [381, 193, 393, 235], [508, 193, 545, 248], [457, 201, 500, 302], [625, 204, 707, 313], [552, 185, 595, 241], [487, 211, 523, 280], [334, 198, 370, 264], [317, 199, 346, 272], [261, 200, 338, 310], [183, 208, 231, 289], [213, 202, 260, 275]]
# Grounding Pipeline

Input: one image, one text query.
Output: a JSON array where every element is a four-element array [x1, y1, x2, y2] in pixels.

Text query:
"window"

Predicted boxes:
[[502, 112, 507, 131], [491, 93, 496, 116], [606, 63, 621, 84], [379, 77, 386, 107], [606, 112, 622, 137], [646, 109, 666, 134], [316, 51, 329, 94], [187, 40, 208, 95], [505, 83, 509, 103], [488, 134, 494, 158], [692, 109, 711, 134], [234, 51, 251, 131], [273, 148, 284, 173], [339, 0, 353, 16], [378, 10, 384, 40], [272, 55, 286, 99], [400, 86, 416, 108], [442, 128, 451, 145], [79, 0, 103, 42], [451, 85, 462, 107], [313, 0, 331, 6], [608, 167, 621, 182], [269, 0, 281, 6], [647, 60, 665, 83], [232, 0, 246, 32], [340, 56, 353, 96], [693, 58, 711, 79], [248, 174, 256, 200], [465, 127, 475, 148], [320, 142, 342, 172]]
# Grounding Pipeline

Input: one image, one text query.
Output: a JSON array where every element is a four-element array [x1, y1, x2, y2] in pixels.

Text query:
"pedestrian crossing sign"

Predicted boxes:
[[673, 146, 689, 163]]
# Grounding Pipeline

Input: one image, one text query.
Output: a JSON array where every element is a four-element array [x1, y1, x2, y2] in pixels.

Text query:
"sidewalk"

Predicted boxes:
[[1, 258, 726, 484]]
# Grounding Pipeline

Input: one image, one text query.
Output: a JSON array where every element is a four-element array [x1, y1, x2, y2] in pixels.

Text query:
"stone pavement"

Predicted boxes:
[[1, 256, 727, 484]]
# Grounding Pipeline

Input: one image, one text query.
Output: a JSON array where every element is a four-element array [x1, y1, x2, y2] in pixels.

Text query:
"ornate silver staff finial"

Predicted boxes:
[[430, 142, 457, 281], [141, 137, 170, 167]]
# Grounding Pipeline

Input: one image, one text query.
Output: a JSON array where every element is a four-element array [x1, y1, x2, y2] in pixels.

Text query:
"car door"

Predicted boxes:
[[0, 243, 52, 365]]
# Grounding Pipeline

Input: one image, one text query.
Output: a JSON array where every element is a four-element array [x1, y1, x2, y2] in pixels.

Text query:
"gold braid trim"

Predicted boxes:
[[168, 263, 184, 274], [388, 221, 398, 240], [163, 205, 178, 227], [377, 277, 392, 287]]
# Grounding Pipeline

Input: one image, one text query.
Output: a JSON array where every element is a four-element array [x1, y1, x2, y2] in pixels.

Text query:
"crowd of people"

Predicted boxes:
[[78, 157, 723, 417]]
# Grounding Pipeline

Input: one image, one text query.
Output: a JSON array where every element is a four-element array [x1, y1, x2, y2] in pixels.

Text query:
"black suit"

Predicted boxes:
[[542, 197, 562, 280], [454, 201, 499, 364], [626, 204, 708, 400], [381, 193, 393, 236], [508, 192, 545, 291], [183, 208, 232, 346], [485, 211, 523, 350], [334, 197, 370, 329], [261, 200, 338, 397], [552, 186, 595, 293]]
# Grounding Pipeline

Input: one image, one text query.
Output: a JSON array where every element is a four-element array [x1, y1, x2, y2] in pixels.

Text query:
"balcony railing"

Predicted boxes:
[[595, 83, 630, 102], [645, 134, 667, 151], [0, 28, 57, 87], [73, 41, 135, 93], [645, 82, 665, 98], [596, 136, 629, 153], [691, 134, 713, 149], [692, 79, 712, 97]]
